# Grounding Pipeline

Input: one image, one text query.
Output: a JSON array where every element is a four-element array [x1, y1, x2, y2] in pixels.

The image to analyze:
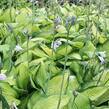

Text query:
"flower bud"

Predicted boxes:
[[0, 74, 7, 80], [54, 18, 60, 25], [73, 90, 78, 97], [71, 16, 77, 25]]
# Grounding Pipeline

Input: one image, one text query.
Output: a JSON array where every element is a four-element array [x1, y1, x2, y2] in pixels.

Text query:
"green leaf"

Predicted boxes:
[[99, 41, 109, 61], [16, 62, 29, 90], [0, 44, 10, 52], [80, 41, 96, 59], [83, 86, 109, 106], [70, 61, 83, 84], [30, 57, 47, 67], [31, 48, 49, 58], [46, 72, 69, 95], [28, 91, 44, 109], [33, 95, 70, 109], [65, 93, 90, 109], [15, 51, 32, 65], [0, 94, 10, 109], [40, 44, 55, 58], [0, 82, 20, 106], [69, 53, 81, 60], [35, 61, 49, 91], [71, 42, 84, 48], [94, 106, 109, 109], [68, 76, 79, 93], [0, 8, 16, 23], [56, 44, 73, 59]]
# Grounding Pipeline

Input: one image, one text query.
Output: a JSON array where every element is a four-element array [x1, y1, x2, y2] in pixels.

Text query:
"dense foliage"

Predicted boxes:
[[0, 0, 109, 109]]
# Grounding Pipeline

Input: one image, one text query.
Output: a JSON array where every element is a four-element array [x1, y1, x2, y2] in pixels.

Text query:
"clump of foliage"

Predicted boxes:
[[0, 0, 109, 109]]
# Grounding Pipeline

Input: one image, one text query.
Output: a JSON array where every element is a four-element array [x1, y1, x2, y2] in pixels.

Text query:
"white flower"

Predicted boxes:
[[13, 103, 18, 109], [98, 56, 106, 64], [11, 102, 18, 109], [34, 1, 39, 4], [96, 51, 107, 64], [27, 0, 34, 2], [56, 25, 61, 29], [51, 41, 62, 50], [14, 44, 23, 52], [59, 38, 67, 42], [96, 51, 106, 57], [15, 10, 19, 15], [69, 76, 75, 80], [30, 0, 34, 2], [0, 74, 7, 80], [51, 38, 67, 50]]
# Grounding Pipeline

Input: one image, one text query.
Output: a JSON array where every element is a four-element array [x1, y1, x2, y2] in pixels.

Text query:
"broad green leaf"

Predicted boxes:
[[28, 91, 44, 109], [0, 82, 18, 98], [59, 60, 72, 66], [56, 44, 73, 59], [60, 7, 68, 15], [70, 24, 79, 32], [93, 70, 109, 85], [68, 75, 79, 93], [36, 31, 53, 39], [71, 41, 84, 48], [16, 8, 32, 24], [80, 41, 96, 59], [22, 41, 36, 49], [73, 93, 90, 109], [0, 94, 10, 109], [70, 61, 83, 84], [16, 62, 29, 90], [30, 57, 47, 67], [46, 72, 69, 95], [15, 51, 32, 65], [0, 82, 20, 106], [33, 95, 70, 109], [56, 25, 67, 33], [69, 53, 81, 60], [65, 93, 90, 109], [99, 41, 109, 61], [31, 48, 48, 58], [35, 61, 49, 90], [92, 23, 100, 38], [0, 8, 16, 23], [40, 44, 55, 57], [0, 44, 10, 52], [19, 95, 30, 109], [83, 86, 109, 106], [94, 106, 109, 109]]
